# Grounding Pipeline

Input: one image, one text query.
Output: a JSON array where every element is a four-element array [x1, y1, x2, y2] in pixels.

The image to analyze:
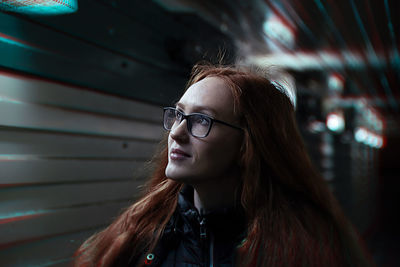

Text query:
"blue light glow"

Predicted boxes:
[[0, 35, 27, 48], [263, 15, 295, 49], [0, 0, 78, 15], [326, 112, 345, 133], [354, 127, 383, 149], [355, 127, 368, 143], [0, 209, 46, 220]]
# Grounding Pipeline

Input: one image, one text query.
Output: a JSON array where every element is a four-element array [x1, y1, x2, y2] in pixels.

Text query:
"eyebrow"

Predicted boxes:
[[175, 102, 218, 116]]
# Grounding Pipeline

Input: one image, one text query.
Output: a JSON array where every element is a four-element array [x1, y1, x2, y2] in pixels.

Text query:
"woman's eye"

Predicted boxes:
[[175, 111, 183, 120], [196, 116, 210, 126]]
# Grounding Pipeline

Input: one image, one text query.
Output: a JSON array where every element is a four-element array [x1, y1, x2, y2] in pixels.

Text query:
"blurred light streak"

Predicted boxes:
[[349, 0, 398, 112], [247, 49, 390, 71], [380, 74, 399, 111], [263, 14, 295, 50], [384, 0, 400, 72], [324, 96, 386, 131], [0, 32, 43, 52], [325, 96, 384, 112], [0, 94, 25, 105], [265, 0, 349, 76], [263, 0, 303, 55], [359, 1, 391, 100], [314, 0, 347, 47], [266, 0, 296, 30], [349, 0, 379, 64], [0, 154, 42, 161], [280, 0, 319, 44], [261, 5, 296, 52], [364, 0, 386, 55], [0, 0, 78, 15], [269, 0, 341, 83], [0, 211, 45, 224], [321, 0, 385, 101], [311, 0, 379, 105], [317, 0, 383, 104]]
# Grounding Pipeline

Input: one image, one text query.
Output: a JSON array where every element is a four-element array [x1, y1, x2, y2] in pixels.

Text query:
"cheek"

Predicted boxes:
[[196, 136, 241, 170]]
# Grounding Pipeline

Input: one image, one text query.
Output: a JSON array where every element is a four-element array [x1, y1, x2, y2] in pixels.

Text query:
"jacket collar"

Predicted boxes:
[[175, 185, 247, 240]]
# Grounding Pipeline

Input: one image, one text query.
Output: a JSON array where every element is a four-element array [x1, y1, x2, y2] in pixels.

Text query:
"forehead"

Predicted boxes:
[[178, 76, 234, 117]]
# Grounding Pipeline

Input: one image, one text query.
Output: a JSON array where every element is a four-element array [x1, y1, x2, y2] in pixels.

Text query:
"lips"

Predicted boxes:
[[170, 148, 191, 160]]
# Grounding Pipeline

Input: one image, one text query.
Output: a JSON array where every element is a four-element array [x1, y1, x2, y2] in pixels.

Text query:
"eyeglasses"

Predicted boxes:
[[163, 107, 242, 138]]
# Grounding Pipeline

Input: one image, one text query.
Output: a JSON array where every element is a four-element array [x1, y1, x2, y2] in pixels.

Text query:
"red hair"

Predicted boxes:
[[74, 64, 373, 266]]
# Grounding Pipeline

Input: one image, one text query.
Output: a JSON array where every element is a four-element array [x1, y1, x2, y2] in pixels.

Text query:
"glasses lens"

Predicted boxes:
[[189, 114, 211, 137], [163, 108, 176, 130]]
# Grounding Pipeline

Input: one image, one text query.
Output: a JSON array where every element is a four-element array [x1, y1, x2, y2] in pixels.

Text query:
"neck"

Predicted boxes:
[[192, 175, 241, 214]]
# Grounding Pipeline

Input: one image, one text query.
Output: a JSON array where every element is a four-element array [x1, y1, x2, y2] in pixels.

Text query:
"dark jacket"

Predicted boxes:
[[134, 186, 246, 267]]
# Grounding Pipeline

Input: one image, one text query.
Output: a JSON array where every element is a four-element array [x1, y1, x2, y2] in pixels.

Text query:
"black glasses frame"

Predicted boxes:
[[163, 107, 242, 138]]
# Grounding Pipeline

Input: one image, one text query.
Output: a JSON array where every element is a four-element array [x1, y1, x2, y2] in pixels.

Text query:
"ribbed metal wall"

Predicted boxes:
[[0, 1, 235, 265], [0, 71, 163, 266]]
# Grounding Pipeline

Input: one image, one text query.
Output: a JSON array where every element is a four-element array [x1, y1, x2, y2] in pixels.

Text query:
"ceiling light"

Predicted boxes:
[[0, 0, 78, 15], [326, 111, 345, 133]]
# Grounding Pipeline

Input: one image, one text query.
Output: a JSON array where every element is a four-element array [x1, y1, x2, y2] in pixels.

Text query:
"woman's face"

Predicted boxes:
[[165, 76, 243, 186]]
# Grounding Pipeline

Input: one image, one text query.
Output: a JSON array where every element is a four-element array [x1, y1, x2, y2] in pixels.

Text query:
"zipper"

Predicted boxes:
[[199, 217, 214, 267], [199, 217, 207, 240]]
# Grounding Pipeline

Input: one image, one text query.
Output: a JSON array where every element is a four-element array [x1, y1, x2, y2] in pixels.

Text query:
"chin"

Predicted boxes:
[[166, 166, 186, 180], [165, 167, 196, 184]]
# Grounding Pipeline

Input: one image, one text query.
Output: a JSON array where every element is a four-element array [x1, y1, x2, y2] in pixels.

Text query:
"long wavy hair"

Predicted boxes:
[[74, 63, 373, 267]]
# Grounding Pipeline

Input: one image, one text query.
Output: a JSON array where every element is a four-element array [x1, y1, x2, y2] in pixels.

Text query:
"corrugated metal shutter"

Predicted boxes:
[[0, 71, 163, 266]]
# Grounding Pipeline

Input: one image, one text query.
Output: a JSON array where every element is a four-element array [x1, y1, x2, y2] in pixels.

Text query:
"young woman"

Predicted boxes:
[[74, 63, 373, 267]]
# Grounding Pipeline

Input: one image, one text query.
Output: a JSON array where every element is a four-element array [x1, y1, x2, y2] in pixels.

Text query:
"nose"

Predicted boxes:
[[169, 118, 190, 142]]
